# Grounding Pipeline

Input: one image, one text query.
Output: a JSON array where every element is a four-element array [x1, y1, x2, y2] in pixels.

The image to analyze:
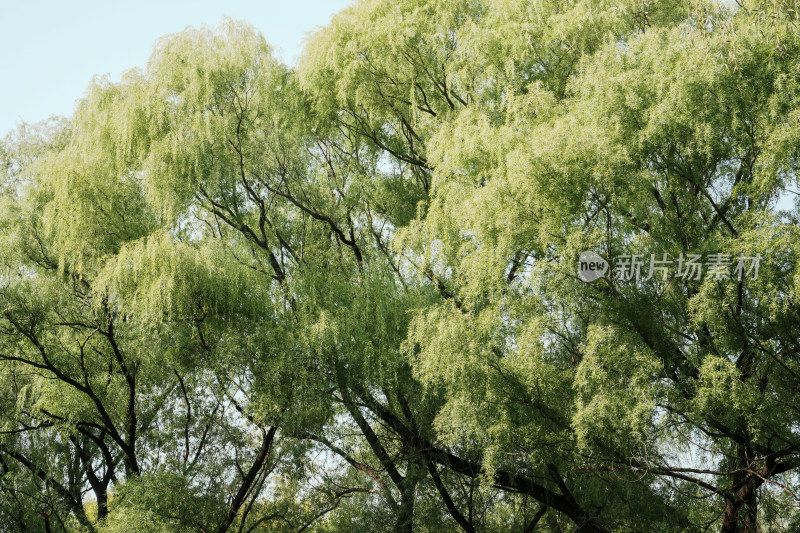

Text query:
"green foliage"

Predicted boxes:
[[3, 2, 800, 532], [99, 472, 224, 533]]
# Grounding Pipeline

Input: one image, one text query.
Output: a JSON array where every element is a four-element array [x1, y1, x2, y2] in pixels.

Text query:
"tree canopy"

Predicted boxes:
[[2, 1, 800, 532]]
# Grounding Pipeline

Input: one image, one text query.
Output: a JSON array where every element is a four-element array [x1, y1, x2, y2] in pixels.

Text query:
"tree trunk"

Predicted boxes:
[[721, 442, 759, 533], [395, 460, 420, 533]]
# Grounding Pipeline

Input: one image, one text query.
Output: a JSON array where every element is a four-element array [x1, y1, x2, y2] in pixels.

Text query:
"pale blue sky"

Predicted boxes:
[[0, 0, 351, 136]]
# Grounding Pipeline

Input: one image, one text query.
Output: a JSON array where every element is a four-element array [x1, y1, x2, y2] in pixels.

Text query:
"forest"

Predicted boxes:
[[1, 1, 800, 531]]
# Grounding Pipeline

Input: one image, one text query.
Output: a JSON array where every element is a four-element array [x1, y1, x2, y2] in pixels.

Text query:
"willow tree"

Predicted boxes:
[[301, 0, 800, 531], [3, 1, 800, 533], [388, 1, 800, 532], [0, 32, 330, 533]]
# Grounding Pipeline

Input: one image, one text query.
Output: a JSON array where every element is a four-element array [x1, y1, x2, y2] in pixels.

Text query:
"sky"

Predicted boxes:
[[0, 0, 351, 136]]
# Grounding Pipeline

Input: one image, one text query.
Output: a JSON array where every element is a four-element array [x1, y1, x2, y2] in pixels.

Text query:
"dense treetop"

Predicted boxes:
[[1, 1, 800, 532]]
